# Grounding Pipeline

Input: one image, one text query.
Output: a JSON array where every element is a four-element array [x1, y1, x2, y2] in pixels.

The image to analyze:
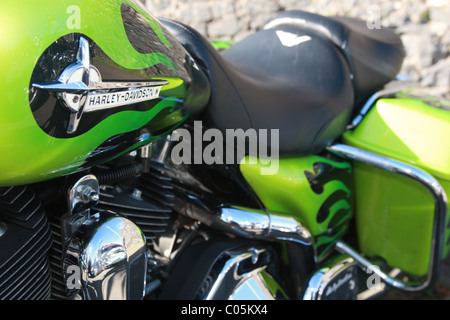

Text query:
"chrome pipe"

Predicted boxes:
[[182, 203, 314, 259], [327, 143, 448, 292], [217, 206, 313, 247]]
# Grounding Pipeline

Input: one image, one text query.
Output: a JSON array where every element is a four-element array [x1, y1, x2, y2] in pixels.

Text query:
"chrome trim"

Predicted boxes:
[[151, 134, 173, 164], [229, 272, 278, 300], [178, 202, 315, 284], [0, 222, 6, 238], [138, 129, 152, 172], [32, 36, 168, 134], [349, 80, 417, 129], [217, 206, 313, 247], [203, 246, 280, 300], [63, 211, 148, 300], [302, 255, 358, 300], [77, 34, 90, 73], [33, 77, 166, 93], [33, 37, 93, 133], [62, 175, 100, 243], [68, 174, 100, 215], [327, 144, 448, 292], [140, 143, 152, 173], [140, 144, 151, 159]]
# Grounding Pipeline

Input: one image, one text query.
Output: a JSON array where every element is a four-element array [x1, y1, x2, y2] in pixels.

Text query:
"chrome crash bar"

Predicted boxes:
[[327, 144, 448, 292]]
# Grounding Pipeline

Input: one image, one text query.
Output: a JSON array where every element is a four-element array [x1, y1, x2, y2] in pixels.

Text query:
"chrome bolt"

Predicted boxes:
[[80, 186, 99, 203], [250, 248, 259, 264], [131, 188, 142, 200]]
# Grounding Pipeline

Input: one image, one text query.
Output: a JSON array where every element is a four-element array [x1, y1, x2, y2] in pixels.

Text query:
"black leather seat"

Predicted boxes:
[[161, 18, 354, 155], [160, 11, 404, 155], [264, 10, 406, 106]]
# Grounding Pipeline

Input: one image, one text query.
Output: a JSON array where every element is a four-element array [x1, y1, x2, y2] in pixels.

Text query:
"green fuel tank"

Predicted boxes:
[[0, 0, 209, 186]]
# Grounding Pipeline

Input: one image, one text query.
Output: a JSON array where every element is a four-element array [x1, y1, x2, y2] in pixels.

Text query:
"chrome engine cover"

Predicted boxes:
[[158, 241, 287, 300], [209, 246, 282, 300], [301, 254, 359, 300], [63, 211, 148, 300]]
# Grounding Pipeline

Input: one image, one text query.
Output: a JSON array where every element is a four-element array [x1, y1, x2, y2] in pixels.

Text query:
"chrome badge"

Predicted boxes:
[[32, 37, 168, 134]]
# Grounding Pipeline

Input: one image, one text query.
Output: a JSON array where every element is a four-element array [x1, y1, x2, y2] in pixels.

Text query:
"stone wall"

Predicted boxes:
[[140, 0, 450, 97]]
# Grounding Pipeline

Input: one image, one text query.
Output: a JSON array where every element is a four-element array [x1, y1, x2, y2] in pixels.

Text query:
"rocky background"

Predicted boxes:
[[140, 0, 450, 98]]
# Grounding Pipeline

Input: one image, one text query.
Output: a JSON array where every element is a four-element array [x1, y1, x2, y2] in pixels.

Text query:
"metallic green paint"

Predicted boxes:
[[0, 0, 190, 186], [343, 97, 450, 275], [211, 40, 234, 51], [240, 154, 353, 260]]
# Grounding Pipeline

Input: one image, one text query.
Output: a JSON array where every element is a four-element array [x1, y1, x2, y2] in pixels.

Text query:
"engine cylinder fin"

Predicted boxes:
[[148, 162, 173, 175], [0, 185, 52, 300], [0, 186, 26, 204], [97, 192, 172, 213], [116, 214, 170, 225], [0, 229, 52, 298], [135, 186, 175, 206], [97, 207, 172, 220], [138, 179, 175, 194], [148, 171, 172, 182], [95, 163, 176, 243], [46, 210, 71, 300], [0, 186, 45, 229]]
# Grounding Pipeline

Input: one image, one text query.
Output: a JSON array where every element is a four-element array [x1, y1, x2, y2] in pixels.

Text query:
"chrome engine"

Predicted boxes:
[[39, 144, 303, 300], [0, 137, 364, 300], [46, 158, 176, 300], [63, 211, 148, 300], [49, 161, 289, 300]]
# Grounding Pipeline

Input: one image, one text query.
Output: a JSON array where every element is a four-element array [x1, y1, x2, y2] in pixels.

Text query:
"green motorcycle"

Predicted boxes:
[[0, 0, 448, 300]]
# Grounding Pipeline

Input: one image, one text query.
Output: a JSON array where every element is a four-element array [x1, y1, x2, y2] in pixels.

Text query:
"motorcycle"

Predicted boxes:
[[0, 0, 448, 301]]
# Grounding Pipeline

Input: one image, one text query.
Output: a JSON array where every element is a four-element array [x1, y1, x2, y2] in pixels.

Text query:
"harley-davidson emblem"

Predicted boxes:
[[32, 37, 168, 134]]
